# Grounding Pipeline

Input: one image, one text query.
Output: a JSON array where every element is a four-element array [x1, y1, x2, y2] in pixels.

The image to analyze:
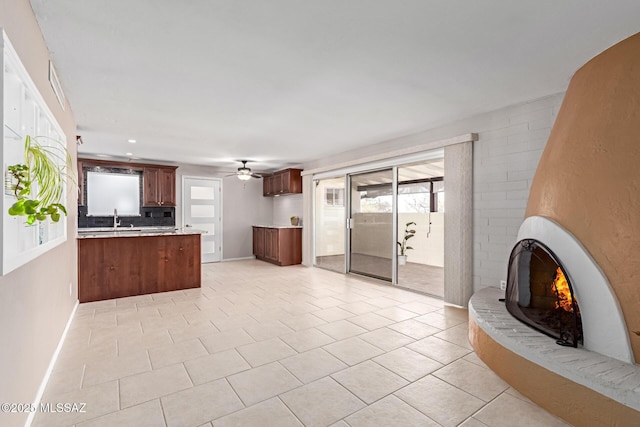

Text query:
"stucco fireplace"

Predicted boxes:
[[469, 32, 640, 426]]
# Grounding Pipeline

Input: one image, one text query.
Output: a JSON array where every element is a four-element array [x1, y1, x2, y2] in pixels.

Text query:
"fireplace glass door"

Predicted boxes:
[[506, 239, 583, 347]]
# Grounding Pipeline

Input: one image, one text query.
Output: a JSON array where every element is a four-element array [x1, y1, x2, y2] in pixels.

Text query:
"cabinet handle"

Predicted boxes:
[[179, 247, 183, 251], [108, 266, 115, 271]]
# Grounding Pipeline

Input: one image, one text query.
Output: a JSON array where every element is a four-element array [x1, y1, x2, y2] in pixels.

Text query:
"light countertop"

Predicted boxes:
[[77, 226, 206, 239]]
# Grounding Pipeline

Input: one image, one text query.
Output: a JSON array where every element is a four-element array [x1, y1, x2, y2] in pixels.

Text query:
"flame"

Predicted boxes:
[[552, 267, 573, 312]]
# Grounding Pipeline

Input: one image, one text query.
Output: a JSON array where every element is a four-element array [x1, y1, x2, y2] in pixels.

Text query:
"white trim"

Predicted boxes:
[[48, 61, 66, 111], [311, 148, 445, 181], [518, 216, 633, 363], [25, 300, 78, 427], [304, 133, 476, 177], [181, 175, 223, 262], [222, 256, 256, 262], [2, 30, 68, 276]]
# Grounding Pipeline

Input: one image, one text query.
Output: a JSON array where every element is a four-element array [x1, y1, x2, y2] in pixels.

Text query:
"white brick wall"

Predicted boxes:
[[472, 94, 563, 290], [305, 92, 566, 293]]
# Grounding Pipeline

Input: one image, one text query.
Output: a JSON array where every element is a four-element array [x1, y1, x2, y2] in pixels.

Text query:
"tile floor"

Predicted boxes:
[[311, 254, 445, 297], [34, 260, 571, 427]]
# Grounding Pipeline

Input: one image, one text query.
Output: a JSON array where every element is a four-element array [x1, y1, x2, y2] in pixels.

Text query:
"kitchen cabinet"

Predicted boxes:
[[78, 233, 200, 302], [264, 227, 279, 262], [144, 166, 177, 206], [253, 226, 265, 257], [252, 226, 302, 266], [263, 168, 302, 196], [78, 159, 178, 207]]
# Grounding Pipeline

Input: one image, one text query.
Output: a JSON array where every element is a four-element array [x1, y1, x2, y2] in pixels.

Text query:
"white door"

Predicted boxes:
[[183, 177, 222, 263]]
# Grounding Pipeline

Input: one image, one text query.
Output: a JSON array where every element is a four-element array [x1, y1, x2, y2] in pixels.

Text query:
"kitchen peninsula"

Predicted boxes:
[[77, 227, 202, 303]]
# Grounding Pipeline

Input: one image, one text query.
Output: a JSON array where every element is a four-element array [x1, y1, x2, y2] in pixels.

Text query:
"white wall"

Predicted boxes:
[[272, 194, 303, 226], [0, 3, 78, 426], [305, 93, 564, 292], [175, 165, 273, 260]]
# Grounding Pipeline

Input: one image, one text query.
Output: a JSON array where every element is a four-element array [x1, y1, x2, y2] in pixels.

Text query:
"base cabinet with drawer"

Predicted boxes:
[[252, 226, 302, 266], [78, 234, 201, 302]]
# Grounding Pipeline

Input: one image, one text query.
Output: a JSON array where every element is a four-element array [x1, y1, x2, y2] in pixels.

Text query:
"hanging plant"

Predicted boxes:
[[6, 135, 74, 225]]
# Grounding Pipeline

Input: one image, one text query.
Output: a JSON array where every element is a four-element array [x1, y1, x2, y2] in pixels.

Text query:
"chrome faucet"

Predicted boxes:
[[113, 208, 121, 229]]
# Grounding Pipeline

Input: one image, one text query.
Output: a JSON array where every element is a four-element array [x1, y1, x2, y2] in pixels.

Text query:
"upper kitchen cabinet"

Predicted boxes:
[[144, 166, 177, 206], [263, 168, 302, 197], [78, 159, 178, 208]]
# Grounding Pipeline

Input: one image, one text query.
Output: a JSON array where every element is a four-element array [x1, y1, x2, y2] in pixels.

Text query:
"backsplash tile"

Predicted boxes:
[[78, 206, 175, 228]]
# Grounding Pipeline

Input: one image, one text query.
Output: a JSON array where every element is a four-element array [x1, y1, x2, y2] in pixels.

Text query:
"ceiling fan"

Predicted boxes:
[[226, 160, 262, 181]]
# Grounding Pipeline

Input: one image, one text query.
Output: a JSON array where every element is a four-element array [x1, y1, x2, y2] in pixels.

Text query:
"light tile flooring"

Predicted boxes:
[[34, 260, 571, 427], [313, 254, 445, 297]]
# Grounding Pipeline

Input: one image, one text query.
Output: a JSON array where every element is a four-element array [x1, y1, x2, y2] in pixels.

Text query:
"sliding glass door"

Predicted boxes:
[[312, 150, 446, 298], [348, 169, 394, 281], [314, 177, 346, 272], [396, 162, 445, 297]]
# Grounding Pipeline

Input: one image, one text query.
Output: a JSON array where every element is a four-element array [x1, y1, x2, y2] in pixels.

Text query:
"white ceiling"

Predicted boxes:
[[30, 1, 640, 172]]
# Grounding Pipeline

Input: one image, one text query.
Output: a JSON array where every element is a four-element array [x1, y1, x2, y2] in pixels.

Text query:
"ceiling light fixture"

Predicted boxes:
[[127, 139, 136, 143], [125, 152, 133, 156], [225, 160, 262, 181]]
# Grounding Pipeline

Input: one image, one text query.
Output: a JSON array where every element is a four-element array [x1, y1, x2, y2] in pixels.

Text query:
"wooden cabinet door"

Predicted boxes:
[[159, 235, 200, 292], [264, 228, 280, 261], [278, 171, 289, 194], [159, 168, 176, 206], [263, 176, 269, 196], [143, 167, 177, 206], [287, 169, 302, 194], [253, 227, 265, 257], [273, 173, 285, 195], [143, 167, 160, 206], [263, 175, 276, 196], [277, 228, 302, 266], [79, 237, 145, 302]]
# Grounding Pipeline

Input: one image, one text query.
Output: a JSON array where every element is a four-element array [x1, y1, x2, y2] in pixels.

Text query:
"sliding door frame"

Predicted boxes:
[[304, 133, 476, 307]]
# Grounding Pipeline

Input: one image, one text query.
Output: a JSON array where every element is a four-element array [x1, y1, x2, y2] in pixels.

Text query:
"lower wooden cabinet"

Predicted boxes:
[[78, 234, 201, 303], [252, 226, 301, 266]]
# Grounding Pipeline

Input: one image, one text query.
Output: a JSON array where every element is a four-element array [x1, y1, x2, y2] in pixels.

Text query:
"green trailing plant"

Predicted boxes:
[[397, 221, 416, 256], [6, 135, 74, 225]]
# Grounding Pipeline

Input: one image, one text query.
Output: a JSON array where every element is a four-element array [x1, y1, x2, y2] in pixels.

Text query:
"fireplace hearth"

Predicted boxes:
[[506, 239, 583, 348], [469, 32, 640, 426]]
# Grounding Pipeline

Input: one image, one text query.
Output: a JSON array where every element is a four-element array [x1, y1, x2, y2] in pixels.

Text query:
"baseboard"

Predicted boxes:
[[222, 256, 256, 262], [25, 299, 78, 427]]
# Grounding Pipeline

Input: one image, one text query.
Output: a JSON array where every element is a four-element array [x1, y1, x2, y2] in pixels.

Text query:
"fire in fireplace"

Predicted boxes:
[[505, 239, 583, 347]]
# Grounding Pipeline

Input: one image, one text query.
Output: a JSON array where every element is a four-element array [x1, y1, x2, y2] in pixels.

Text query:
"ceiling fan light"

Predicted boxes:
[[237, 174, 251, 181]]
